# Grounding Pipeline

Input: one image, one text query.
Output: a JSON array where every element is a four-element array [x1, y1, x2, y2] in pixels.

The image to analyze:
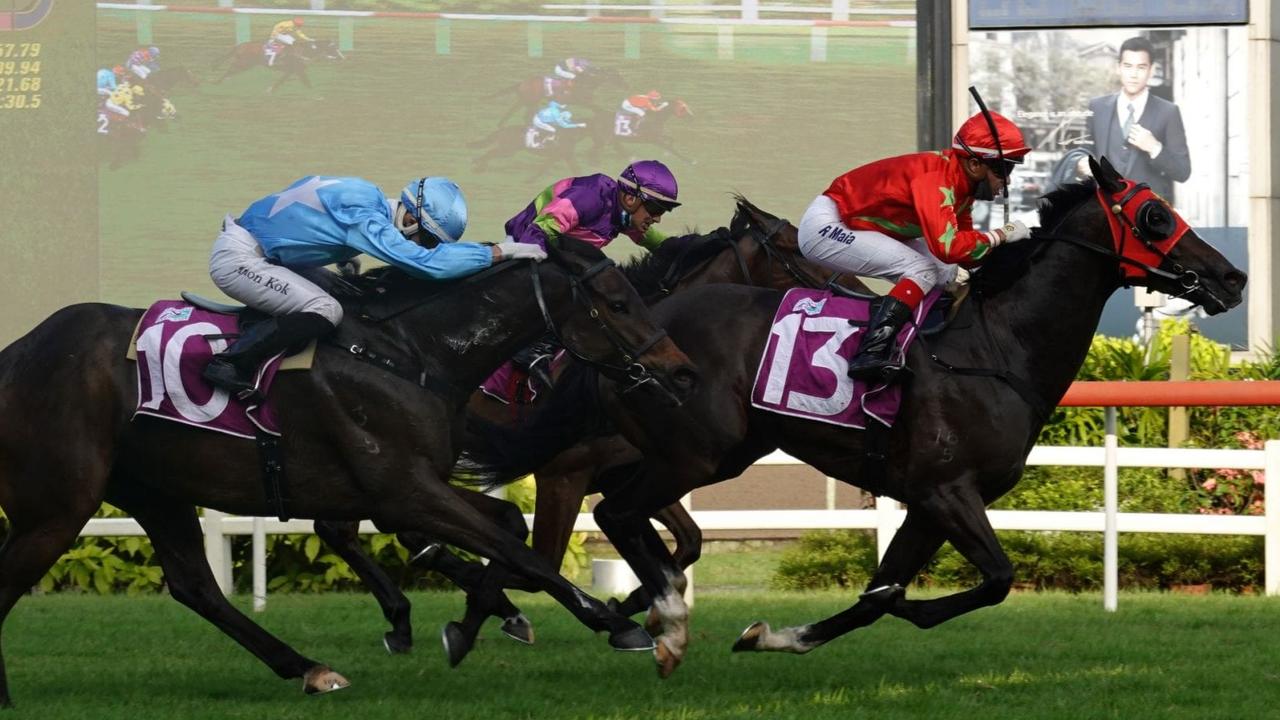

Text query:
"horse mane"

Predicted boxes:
[[620, 229, 733, 297], [453, 362, 607, 488], [971, 180, 1098, 296]]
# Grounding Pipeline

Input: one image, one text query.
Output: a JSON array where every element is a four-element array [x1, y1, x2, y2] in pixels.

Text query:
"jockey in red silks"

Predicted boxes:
[[795, 110, 1033, 380]]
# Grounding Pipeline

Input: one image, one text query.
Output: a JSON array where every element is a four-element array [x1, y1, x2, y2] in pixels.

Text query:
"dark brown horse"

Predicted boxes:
[[214, 39, 343, 93], [588, 99, 696, 165], [460, 158, 1247, 677], [0, 237, 697, 707], [313, 201, 873, 660], [489, 67, 622, 128]]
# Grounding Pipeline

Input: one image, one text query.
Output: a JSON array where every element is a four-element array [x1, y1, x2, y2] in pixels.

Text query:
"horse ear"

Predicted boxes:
[[1090, 155, 1125, 194]]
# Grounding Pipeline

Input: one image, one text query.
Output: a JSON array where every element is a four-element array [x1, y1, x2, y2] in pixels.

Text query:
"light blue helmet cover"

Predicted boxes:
[[400, 177, 468, 243]]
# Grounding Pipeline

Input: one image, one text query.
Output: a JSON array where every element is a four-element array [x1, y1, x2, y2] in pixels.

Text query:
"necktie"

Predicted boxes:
[[1122, 103, 1135, 143]]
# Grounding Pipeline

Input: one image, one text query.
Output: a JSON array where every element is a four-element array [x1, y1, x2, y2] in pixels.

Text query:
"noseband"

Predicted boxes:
[[1032, 180, 1224, 311]]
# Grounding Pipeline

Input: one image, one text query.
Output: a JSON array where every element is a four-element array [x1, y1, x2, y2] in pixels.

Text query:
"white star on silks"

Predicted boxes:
[[267, 176, 341, 218]]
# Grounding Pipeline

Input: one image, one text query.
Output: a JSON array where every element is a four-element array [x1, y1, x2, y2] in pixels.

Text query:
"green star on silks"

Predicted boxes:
[[937, 222, 957, 254], [939, 186, 956, 209]]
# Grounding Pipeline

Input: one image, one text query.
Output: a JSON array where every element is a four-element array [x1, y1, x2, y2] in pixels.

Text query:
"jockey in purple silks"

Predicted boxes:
[[500, 159, 682, 387]]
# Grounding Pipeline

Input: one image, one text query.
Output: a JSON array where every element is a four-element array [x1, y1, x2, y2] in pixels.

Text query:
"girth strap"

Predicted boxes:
[[928, 353, 1052, 422], [256, 427, 290, 521], [324, 337, 457, 400]]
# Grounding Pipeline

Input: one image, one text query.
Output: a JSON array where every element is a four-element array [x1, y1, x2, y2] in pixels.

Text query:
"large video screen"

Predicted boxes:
[[0, 0, 917, 344]]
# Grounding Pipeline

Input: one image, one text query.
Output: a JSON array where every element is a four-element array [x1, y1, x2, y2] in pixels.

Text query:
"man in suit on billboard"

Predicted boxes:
[[1080, 36, 1191, 199]]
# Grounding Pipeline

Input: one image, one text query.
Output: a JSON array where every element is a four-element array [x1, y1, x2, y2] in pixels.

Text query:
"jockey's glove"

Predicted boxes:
[[497, 241, 548, 263], [988, 219, 1031, 247]]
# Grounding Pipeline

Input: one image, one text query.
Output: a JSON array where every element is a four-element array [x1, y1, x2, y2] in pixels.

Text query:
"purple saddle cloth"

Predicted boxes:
[[750, 288, 940, 429]]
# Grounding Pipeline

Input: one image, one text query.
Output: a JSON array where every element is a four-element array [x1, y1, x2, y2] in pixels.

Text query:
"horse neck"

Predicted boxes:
[[962, 231, 1120, 409], [388, 264, 573, 391]]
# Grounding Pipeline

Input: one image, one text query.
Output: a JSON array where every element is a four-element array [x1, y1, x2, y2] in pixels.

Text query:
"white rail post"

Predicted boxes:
[[203, 509, 234, 596], [1103, 407, 1119, 612], [1266, 440, 1280, 595], [252, 517, 267, 612], [875, 496, 899, 562], [741, 0, 759, 22], [681, 493, 694, 607], [832, 0, 850, 21]]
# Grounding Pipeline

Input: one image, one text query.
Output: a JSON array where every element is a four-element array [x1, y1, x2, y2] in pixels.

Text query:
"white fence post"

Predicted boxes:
[[875, 496, 899, 561], [741, 0, 758, 22], [252, 517, 266, 612], [1266, 440, 1280, 595], [831, 0, 849, 21], [1103, 407, 1119, 612], [202, 509, 233, 596], [681, 493, 694, 607]]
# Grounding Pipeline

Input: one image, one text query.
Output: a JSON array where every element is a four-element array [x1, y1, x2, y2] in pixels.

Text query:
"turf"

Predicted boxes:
[[6, 590, 1280, 718]]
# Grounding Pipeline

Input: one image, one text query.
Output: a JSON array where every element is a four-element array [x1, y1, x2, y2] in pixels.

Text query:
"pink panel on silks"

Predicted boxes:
[[750, 287, 941, 429], [131, 300, 287, 439]]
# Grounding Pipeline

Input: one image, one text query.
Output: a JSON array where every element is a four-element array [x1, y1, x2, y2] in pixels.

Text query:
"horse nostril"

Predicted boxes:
[[1224, 270, 1248, 294]]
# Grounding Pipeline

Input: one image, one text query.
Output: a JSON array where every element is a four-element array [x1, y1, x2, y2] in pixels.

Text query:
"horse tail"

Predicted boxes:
[[452, 363, 606, 489]]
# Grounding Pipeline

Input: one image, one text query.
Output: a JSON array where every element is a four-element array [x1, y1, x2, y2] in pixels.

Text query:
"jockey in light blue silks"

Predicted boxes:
[[96, 67, 119, 96], [529, 100, 586, 147], [202, 175, 547, 398]]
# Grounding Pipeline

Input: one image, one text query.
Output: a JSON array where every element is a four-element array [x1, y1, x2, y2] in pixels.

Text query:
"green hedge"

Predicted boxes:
[[773, 529, 1265, 593]]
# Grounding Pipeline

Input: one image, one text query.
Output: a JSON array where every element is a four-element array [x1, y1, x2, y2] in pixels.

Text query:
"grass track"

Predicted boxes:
[[7, 591, 1280, 718]]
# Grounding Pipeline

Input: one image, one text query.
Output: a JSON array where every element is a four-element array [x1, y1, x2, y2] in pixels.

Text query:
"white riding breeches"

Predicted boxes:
[[129, 64, 150, 80], [621, 99, 645, 116], [532, 118, 557, 133], [796, 194, 956, 294], [209, 215, 343, 326]]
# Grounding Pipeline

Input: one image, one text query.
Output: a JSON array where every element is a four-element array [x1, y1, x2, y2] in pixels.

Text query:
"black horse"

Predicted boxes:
[[588, 100, 696, 165], [460, 157, 1246, 677], [0, 237, 697, 706], [467, 124, 590, 179], [312, 204, 872, 661]]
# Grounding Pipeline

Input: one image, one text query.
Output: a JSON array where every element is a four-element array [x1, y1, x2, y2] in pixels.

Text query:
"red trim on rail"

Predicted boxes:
[[1060, 381, 1280, 407]]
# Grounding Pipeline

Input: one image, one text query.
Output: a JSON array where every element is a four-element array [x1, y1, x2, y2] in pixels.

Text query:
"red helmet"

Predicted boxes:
[[645, 90, 662, 100], [113, 65, 125, 76], [293, 16, 305, 26], [952, 110, 1030, 163]]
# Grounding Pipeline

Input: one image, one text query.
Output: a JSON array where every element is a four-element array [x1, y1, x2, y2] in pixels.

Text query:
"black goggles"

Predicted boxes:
[[984, 159, 1018, 180], [641, 198, 672, 217]]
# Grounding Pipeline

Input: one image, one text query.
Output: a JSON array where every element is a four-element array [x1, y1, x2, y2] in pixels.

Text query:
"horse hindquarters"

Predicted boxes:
[[0, 304, 139, 705]]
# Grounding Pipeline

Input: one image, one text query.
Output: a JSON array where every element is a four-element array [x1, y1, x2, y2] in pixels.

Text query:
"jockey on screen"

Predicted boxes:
[[96, 67, 118, 96], [201, 176, 546, 399], [529, 101, 586, 146], [552, 57, 591, 81], [795, 110, 1032, 380], [616, 90, 668, 136], [124, 47, 157, 80], [266, 17, 312, 66]]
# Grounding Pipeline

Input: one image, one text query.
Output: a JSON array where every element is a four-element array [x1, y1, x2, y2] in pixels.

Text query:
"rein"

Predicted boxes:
[[531, 258, 678, 401]]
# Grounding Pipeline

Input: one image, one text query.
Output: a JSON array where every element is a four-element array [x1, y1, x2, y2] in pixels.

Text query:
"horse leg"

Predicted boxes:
[[110, 491, 346, 695], [884, 485, 1015, 629], [612, 501, 701, 618], [530, 468, 592, 571], [734, 507, 944, 655], [313, 520, 414, 654], [0, 503, 101, 707], [592, 467, 691, 678], [374, 474, 651, 666]]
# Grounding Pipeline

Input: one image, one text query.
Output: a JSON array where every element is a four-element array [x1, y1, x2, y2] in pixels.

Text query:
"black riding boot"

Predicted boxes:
[[202, 312, 333, 400], [847, 296, 914, 381], [511, 335, 560, 391]]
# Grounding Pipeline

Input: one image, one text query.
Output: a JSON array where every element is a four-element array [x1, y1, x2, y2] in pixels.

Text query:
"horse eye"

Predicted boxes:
[[608, 301, 629, 314]]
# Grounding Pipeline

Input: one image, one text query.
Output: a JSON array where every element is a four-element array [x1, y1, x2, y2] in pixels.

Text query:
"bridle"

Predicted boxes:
[[530, 257, 680, 401], [1030, 178, 1226, 312]]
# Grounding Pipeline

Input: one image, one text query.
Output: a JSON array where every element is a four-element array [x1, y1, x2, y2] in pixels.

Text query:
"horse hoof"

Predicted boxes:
[[608, 624, 655, 652], [441, 622, 473, 668], [732, 621, 768, 653], [382, 631, 412, 655], [500, 614, 535, 645], [654, 640, 683, 679], [302, 665, 350, 695]]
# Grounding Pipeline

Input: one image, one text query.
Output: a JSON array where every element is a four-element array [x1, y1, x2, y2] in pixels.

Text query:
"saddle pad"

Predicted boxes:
[[750, 288, 940, 429], [129, 301, 306, 439], [478, 351, 566, 405]]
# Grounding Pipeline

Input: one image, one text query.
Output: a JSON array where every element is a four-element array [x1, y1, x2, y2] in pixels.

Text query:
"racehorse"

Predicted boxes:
[[456, 157, 1247, 677], [0, 237, 698, 707], [214, 39, 344, 93], [468, 124, 590, 179], [590, 99, 695, 165], [489, 66, 622, 128], [312, 201, 873, 660]]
